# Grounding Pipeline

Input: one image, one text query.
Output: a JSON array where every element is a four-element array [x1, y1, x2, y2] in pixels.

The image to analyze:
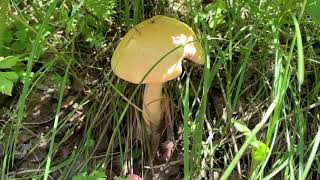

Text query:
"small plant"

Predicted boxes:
[[0, 56, 29, 96], [306, 0, 320, 23], [233, 120, 270, 163], [85, 0, 116, 21], [72, 169, 107, 180]]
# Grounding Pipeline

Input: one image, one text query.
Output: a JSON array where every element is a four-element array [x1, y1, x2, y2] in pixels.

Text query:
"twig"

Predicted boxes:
[[144, 159, 183, 169]]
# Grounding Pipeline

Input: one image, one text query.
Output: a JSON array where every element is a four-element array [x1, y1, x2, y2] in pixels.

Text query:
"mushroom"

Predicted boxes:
[[111, 15, 204, 139]]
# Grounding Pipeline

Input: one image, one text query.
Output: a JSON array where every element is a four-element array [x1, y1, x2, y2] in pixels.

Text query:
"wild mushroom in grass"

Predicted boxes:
[[111, 15, 204, 155]]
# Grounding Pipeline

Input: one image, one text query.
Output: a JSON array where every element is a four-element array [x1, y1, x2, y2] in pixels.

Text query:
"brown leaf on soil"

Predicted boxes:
[[62, 95, 76, 109], [72, 79, 83, 92], [15, 143, 32, 159], [150, 132, 161, 161], [24, 147, 47, 162], [60, 145, 71, 159], [17, 129, 35, 144], [17, 161, 39, 172], [158, 141, 174, 162], [147, 162, 182, 180], [163, 163, 181, 177], [210, 88, 225, 119], [25, 91, 56, 126], [69, 109, 83, 123]]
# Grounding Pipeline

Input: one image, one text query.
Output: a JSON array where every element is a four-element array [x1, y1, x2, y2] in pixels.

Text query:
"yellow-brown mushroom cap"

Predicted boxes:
[[111, 15, 204, 84]]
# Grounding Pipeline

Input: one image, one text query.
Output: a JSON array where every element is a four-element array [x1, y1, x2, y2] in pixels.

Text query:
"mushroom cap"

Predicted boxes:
[[111, 15, 204, 84]]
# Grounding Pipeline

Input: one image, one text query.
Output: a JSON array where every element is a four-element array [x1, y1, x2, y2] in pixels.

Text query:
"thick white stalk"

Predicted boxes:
[[143, 83, 163, 134]]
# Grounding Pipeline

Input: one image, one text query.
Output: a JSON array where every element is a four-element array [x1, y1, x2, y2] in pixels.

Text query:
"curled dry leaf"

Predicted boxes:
[[159, 141, 175, 162], [62, 95, 76, 109]]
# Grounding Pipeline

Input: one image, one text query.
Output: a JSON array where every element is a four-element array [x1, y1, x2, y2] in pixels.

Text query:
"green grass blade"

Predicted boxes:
[[301, 126, 320, 179], [220, 97, 278, 180], [292, 15, 304, 88], [182, 76, 190, 180], [10, 0, 59, 169], [263, 158, 288, 180], [0, 0, 8, 53], [43, 58, 72, 180], [291, 88, 306, 179]]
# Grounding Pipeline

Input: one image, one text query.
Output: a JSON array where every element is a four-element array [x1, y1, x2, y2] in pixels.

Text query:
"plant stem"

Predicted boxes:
[[143, 83, 163, 134]]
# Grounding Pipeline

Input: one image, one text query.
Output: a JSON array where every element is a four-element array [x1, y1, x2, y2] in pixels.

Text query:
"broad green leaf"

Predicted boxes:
[[0, 76, 13, 96], [12, 27, 34, 52], [306, 0, 320, 23], [0, 56, 19, 69], [0, 71, 18, 82], [233, 120, 251, 135], [252, 141, 270, 162]]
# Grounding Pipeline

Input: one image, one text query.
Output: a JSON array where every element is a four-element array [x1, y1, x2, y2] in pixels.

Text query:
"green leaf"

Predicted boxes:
[[2, 28, 13, 44], [89, 170, 107, 179], [0, 71, 18, 82], [306, 0, 320, 23], [86, 33, 104, 49], [249, 137, 259, 149], [114, 83, 126, 94], [51, 73, 70, 88], [12, 27, 34, 52], [15, 28, 29, 40], [85, 0, 116, 20], [252, 141, 269, 162], [0, 76, 13, 96], [205, 0, 226, 28], [233, 120, 251, 135], [0, 56, 19, 69], [132, 148, 141, 161], [0, 0, 9, 51], [18, 71, 34, 84]]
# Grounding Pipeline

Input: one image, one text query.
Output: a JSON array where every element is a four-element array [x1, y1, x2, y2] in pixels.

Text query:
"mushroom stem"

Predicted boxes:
[[143, 83, 163, 134]]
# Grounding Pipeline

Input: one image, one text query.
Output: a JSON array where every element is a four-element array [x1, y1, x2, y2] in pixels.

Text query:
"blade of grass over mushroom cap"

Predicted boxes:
[[111, 15, 204, 84], [106, 39, 203, 162], [76, 38, 202, 173], [111, 15, 204, 140]]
